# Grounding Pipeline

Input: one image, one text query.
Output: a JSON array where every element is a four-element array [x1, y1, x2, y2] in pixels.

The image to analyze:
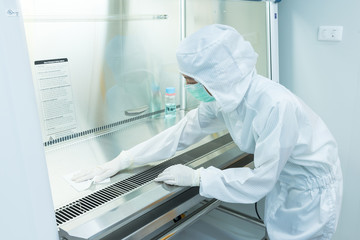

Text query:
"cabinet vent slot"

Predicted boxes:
[[55, 134, 232, 226]]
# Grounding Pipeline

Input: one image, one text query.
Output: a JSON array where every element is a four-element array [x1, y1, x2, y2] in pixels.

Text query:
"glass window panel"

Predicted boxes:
[[21, 0, 180, 143], [185, 0, 269, 110]]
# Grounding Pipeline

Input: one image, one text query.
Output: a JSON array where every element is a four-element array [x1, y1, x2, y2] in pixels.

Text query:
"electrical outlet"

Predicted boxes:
[[318, 26, 343, 41]]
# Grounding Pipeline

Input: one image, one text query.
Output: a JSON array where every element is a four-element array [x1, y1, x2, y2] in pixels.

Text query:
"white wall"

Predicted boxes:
[[278, 0, 360, 238]]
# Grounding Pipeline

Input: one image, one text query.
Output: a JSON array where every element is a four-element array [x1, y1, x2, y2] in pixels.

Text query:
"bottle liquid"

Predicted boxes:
[[164, 87, 176, 119]]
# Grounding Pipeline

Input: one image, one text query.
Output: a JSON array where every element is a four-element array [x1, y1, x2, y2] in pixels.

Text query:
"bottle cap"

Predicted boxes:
[[166, 87, 176, 94]]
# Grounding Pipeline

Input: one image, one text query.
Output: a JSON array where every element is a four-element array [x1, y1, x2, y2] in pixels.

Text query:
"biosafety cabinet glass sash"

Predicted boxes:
[[20, 0, 272, 148], [21, 0, 180, 147]]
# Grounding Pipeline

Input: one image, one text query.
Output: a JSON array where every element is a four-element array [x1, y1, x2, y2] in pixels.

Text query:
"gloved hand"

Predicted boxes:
[[154, 164, 202, 187], [71, 151, 133, 183]]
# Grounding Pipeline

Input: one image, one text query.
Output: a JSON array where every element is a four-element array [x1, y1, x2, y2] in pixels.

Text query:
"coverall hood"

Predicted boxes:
[[176, 24, 258, 113]]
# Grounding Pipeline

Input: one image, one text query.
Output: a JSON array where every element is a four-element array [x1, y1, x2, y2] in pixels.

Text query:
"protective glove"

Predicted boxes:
[[71, 151, 133, 183], [154, 164, 202, 187]]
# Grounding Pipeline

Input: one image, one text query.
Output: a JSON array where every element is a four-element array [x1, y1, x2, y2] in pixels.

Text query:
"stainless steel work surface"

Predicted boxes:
[[42, 108, 253, 240], [48, 117, 252, 240], [56, 138, 250, 240], [45, 110, 226, 208]]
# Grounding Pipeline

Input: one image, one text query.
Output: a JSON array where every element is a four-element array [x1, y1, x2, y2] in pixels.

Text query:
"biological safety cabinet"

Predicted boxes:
[[1, 0, 279, 239]]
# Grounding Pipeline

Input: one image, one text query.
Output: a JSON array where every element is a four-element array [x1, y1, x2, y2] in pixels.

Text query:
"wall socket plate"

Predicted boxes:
[[318, 26, 343, 41]]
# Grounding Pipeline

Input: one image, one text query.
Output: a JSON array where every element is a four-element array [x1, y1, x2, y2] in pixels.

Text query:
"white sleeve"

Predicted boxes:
[[199, 102, 299, 203], [127, 103, 226, 166]]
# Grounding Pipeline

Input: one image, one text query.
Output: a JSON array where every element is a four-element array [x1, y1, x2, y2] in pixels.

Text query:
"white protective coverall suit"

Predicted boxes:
[[127, 24, 342, 239], [74, 24, 343, 239]]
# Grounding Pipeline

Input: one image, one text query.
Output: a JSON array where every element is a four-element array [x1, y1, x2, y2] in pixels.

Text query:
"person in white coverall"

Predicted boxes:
[[73, 24, 343, 239]]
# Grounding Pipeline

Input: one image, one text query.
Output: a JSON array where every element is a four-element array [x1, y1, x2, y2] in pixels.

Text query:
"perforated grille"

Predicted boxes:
[[55, 134, 232, 226], [44, 106, 181, 147]]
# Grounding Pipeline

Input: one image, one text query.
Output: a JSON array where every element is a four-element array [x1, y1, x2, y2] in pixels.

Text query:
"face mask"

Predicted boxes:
[[185, 83, 215, 102]]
